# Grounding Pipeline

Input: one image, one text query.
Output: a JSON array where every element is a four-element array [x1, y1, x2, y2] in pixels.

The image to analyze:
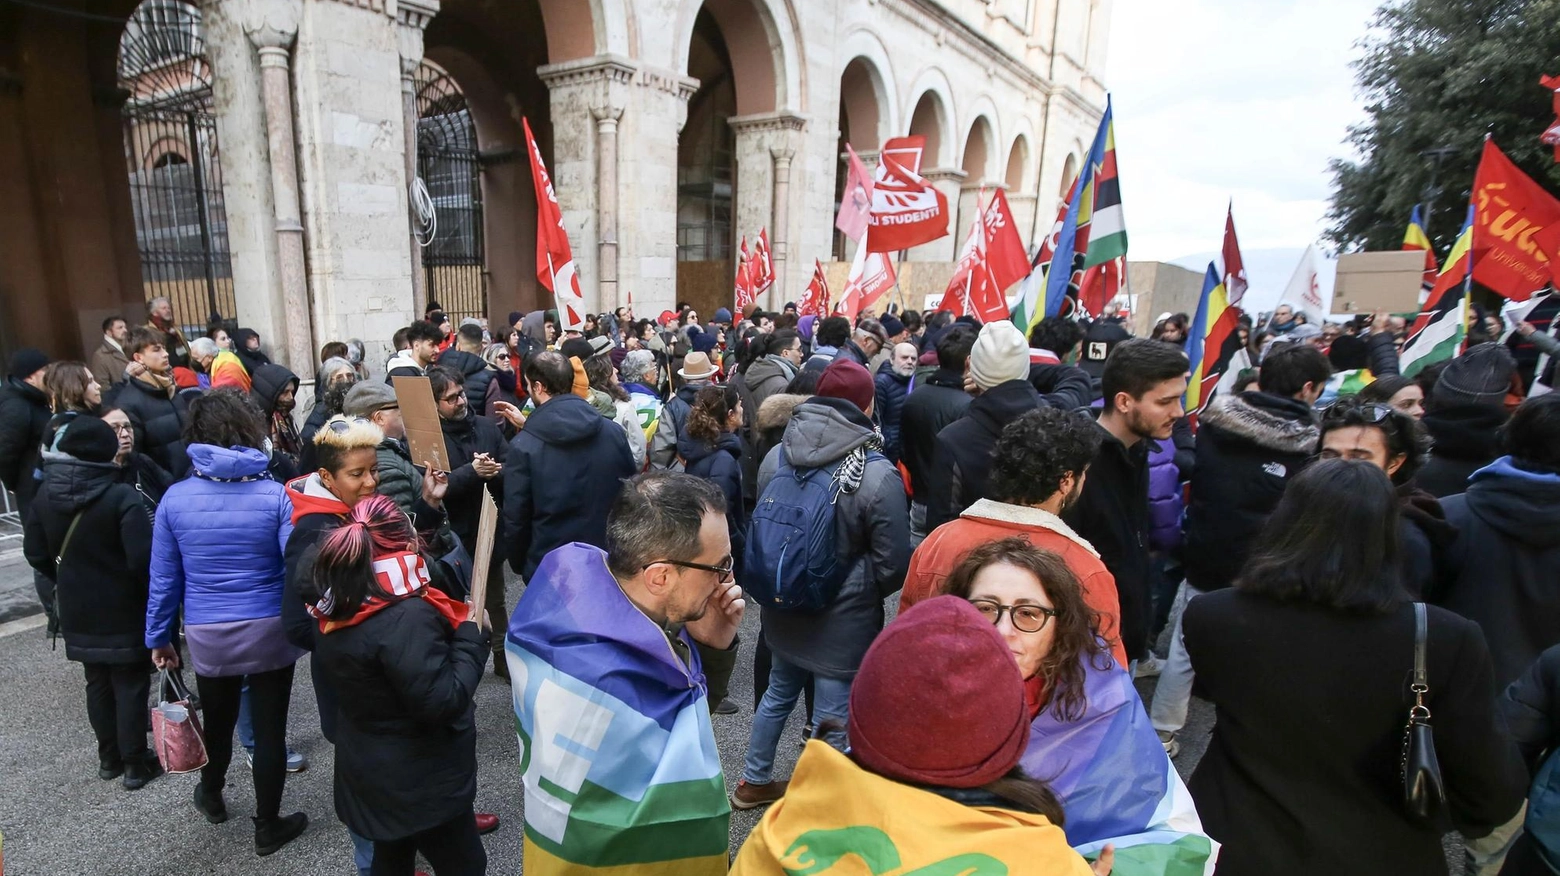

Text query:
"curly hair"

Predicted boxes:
[[183, 389, 267, 450], [313, 414, 384, 473], [941, 537, 1108, 722], [989, 409, 1102, 506], [686, 384, 740, 445], [584, 353, 629, 402], [1319, 396, 1431, 485]]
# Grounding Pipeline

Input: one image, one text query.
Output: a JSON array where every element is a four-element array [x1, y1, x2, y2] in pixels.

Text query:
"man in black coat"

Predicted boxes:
[[503, 352, 636, 580], [437, 323, 497, 414], [925, 320, 1092, 531], [1419, 343, 1517, 498], [1151, 341, 1329, 756], [110, 328, 190, 480], [1063, 339, 1187, 670], [0, 348, 51, 516], [900, 325, 975, 539], [872, 342, 917, 464], [429, 365, 510, 675]]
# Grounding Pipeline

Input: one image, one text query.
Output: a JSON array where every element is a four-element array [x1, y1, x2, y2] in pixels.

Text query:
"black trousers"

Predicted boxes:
[[195, 664, 295, 820], [83, 662, 151, 765], [370, 809, 487, 876], [482, 558, 507, 658]]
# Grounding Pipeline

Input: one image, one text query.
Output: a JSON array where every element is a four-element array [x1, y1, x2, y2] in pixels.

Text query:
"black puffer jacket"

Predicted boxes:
[[0, 376, 50, 511], [436, 349, 496, 415], [1419, 404, 1508, 498], [503, 393, 636, 579], [1182, 391, 1319, 593], [110, 376, 190, 479], [678, 428, 746, 562], [899, 368, 970, 502], [873, 363, 912, 464], [439, 410, 507, 555], [312, 598, 488, 841], [22, 454, 152, 664], [1063, 420, 1153, 660]]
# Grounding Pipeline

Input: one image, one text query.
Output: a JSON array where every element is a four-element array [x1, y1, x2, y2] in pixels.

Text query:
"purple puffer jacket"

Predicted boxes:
[[1147, 438, 1183, 552]]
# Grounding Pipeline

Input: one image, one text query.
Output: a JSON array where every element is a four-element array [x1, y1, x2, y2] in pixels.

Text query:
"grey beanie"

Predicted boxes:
[[1434, 343, 1515, 408]]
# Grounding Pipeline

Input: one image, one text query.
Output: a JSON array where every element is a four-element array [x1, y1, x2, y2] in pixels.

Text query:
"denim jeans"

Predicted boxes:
[[1149, 582, 1203, 735], [742, 655, 851, 784], [237, 679, 254, 749], [350, 827, 374, 876]]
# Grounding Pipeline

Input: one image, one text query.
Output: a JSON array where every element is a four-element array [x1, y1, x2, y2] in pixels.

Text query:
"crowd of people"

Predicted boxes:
[[1, 289, 1559, 875]]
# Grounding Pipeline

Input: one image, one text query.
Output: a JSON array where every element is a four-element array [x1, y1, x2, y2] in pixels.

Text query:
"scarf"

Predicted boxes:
[[136, 370, 175, 399], [836, 431, 885, 495], [310, 550, 466, 634]]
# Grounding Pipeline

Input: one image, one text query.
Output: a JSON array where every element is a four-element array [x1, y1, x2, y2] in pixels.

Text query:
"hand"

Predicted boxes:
[[685, 581, 744, 651], [1518, 321, 1537, 337], [421, 463, 449, 507], [1090, 845, 1115, 876], [1370, 309, 1390, 331], [125, 361, 147, 379], [492, 401, 526, 430], [152, 644, 180, 670], [472, 453, 502, 480], [467, 604, 490, 628]]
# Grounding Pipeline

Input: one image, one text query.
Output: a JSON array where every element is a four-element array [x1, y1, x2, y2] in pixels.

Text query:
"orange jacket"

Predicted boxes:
[[902, 498, 1128, 670]]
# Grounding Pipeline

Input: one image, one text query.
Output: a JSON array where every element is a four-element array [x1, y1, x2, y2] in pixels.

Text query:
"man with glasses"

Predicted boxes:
[[506, 472, 742, 875], [900, 407, 1129, 670]]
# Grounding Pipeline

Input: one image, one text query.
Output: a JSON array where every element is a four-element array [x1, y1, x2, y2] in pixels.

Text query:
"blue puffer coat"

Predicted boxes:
[[874, 363, 912, 464], [1147, 437, 1184, 553], [146, 443, 301, 677]]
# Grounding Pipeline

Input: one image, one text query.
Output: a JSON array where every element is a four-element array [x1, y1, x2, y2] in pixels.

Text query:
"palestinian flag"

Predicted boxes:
[[1319, 368, 1377, 406], [1082, 109, 1126, 271], [507, 543, 730, 875], [1402, 205, 1438, 302], [1184, 263, 1243, 414], [1401, 206, 1473, 378]]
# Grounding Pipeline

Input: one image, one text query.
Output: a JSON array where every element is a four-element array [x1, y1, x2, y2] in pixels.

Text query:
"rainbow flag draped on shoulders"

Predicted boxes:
[[506, 542, 730, 875], [1023, 652, 1219, 875]]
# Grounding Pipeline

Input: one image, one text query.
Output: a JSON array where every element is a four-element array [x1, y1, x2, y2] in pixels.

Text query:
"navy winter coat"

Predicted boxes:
[[874, 363, 912, 464], [677, 429, 746, 561]]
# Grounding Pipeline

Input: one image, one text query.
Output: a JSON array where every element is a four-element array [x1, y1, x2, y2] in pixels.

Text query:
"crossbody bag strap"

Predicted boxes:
[[1411, 602, 1430, 717], [54, 511, 85, 571]]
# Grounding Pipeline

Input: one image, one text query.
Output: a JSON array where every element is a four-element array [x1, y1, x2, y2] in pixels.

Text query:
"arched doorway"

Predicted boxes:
[[1005, 135, 1030, 191], [414, 60, 486, 326], [834, 56, 886, 260], [676, 8, 737, 318], [961, 117, 993, 182], [908, 92, 946, 170], [119, 0, 233, 335]]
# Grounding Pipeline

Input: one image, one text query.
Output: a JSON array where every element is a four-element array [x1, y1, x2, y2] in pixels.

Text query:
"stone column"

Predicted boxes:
[[769, 147, 794, 310], [246, 25, 313, 373], [592, 105, 624, 310], [397, 1, 437, 317]]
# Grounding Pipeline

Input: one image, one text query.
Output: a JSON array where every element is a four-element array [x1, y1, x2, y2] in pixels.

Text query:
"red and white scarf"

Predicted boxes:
[[310, 550, 466, 634]]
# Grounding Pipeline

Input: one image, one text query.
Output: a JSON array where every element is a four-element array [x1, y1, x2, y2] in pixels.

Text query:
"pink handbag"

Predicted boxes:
[[151, 669, 208, 774]]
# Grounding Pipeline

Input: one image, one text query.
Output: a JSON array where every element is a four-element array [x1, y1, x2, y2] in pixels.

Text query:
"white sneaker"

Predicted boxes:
[[1158, 730, 1180, 758], [1133, 655, 1165, 678]]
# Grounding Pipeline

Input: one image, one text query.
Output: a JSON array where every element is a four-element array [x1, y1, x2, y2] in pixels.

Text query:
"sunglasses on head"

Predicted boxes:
[[327, 417, 374, 433], [1320, 401, 1394, 424]]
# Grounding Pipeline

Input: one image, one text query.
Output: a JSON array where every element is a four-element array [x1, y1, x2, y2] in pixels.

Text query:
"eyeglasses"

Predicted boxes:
[[969, 598, 1058, 633], [439, 393, 465, 404], [495, 353, 511, 361], [644, 556, 735, 583], [1320, 401, 1394, 424], [108, 423, 134, 435]]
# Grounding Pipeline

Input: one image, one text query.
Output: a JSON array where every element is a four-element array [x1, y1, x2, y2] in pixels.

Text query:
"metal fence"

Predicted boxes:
[[415, 61, 486, 326]]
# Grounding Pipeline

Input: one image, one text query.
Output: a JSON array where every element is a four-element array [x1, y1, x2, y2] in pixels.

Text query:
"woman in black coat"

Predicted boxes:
[[1184, 459, 1526, 876], [309, 494, 489, 876], [21, 415, 162, 790]]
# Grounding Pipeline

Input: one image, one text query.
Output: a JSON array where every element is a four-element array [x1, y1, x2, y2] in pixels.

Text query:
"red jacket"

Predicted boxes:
[[902, 498, 1128, 670]]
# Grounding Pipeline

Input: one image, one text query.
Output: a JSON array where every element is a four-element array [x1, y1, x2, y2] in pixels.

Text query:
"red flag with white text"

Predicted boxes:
[[1472, 139, 1560, 301], [837, 235, 897, 321], [1221, 204, 1248, 307], [524, 117, 587, 331], [943, 190, 1026, 322], [751, 230, 775, 295], [801, 259, 830, 317], [867, 146, 950, 253], [736, 236, 758, 312]]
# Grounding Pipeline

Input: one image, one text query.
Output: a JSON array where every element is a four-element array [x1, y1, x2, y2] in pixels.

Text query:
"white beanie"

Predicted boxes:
[[969, 320, 1030, 390]]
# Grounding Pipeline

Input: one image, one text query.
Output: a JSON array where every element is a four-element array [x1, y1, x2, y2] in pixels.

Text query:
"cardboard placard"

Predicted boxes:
[[392, 376, 451, 472], [466, 492, 500, 630], [1332, 251, 1425, 315]]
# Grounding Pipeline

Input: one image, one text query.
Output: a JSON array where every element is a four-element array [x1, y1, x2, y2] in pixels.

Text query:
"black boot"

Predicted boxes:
[[254, 812, 308, 856], [122, 753, 164, 790], [492, 653, 510, 680], [98, 758, 124, 781], [193, 784, 228, 824]]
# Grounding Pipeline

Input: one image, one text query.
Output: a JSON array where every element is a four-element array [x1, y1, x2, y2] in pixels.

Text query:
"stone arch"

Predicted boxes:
[[905, 66, 955, 167], [674, 0, 803, 115], [1060, 150, 1080, 196], [1005, 134, 1031, 191], [960, 105, 998, 182], [837, 29, 898, 147]]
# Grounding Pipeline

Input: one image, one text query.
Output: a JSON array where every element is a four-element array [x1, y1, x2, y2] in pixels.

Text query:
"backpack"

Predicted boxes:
[[741, 446, 884, 612], [1526, 747, 1560, 871]]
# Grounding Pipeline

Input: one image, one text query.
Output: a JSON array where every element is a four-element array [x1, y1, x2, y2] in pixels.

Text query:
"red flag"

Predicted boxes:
[[751, 230, 775, 294], [1472, 139, 1560, 301], [735, 236, 757, 312], [837, 234, 897, 321], [524, 118, 587, 331], [867, 154, 950, 253], [1078, 256, 1124, 318], [800, 259, 830, 317], [836, 146, 874, 242], [1221, 204, 1248, 307], [1542, 75, 1560, 162], [942, 191, 1026, 323]]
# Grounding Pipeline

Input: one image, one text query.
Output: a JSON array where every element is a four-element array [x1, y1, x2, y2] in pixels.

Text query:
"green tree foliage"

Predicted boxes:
[[1326, 0, 1560, 254]]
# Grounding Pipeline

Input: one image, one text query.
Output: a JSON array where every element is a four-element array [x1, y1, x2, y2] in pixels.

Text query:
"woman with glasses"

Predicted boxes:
[[481, 343, 519, 419], [145, 389, 309, 855], [102, 405, 173, 510], [939, 538, 1215, 870]]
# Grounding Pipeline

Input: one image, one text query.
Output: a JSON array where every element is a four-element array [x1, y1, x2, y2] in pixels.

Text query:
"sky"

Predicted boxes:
[[1106, 0, 1383, 312]]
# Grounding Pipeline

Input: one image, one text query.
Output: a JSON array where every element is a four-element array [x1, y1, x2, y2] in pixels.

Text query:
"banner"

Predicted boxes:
[[866, 139, 950, 253], [1472, 138, 1560, 301], [525, 118, 588, 331], [836, 233, 897, 321], [836, 145, 874, 242]]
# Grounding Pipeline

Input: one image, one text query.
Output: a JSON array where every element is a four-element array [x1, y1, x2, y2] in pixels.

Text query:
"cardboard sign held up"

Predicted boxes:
[[392, 376, 451, 472], [466, 492, 500, 630]]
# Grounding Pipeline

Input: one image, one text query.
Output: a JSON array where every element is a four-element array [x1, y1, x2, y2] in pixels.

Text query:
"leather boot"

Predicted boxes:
[[254, 812, 308, 856]]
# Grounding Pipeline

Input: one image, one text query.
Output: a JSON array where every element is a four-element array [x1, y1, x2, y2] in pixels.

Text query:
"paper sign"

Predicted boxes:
[[392, 376, 451, 472], [466, 491, 500, 630]]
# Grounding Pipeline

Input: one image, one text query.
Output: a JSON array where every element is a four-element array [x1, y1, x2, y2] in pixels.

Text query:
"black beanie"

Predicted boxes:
[[8, 348, 48, 381], [57, 416, 119, 463]]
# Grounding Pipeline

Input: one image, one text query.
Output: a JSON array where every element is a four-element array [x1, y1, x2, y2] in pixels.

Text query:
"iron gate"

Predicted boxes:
[[414, 61, 486, 326], [118, 0, 234, 337]]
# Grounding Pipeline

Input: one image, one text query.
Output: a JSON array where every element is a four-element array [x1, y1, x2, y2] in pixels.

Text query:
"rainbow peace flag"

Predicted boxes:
[[1023, 653, 1219, 875], [1184, 263, 1242, 414], [507, 543, 730, 875]]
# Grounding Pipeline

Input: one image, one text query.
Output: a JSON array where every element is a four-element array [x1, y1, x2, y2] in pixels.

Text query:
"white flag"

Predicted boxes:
[[1285, 244, 1330, 326]]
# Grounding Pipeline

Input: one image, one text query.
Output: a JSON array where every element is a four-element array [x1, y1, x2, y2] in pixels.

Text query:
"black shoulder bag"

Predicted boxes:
[[1401, 602, 1449, 828], [44, 512, 85, 649]]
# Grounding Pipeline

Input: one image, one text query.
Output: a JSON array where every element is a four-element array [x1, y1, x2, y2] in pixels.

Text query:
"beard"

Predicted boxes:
[[1126, 407, 1171, 440], [1058, 477, 1086, 514]]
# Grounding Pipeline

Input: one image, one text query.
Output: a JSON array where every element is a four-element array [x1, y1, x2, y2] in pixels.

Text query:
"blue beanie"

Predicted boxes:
[[714, 307, 733, 325], [691, 331, 719, 355]]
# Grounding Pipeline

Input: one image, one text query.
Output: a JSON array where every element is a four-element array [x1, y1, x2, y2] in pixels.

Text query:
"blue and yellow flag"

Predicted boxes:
[[1401, 206, 1473, 378], [507, 543, 730, 875], [1184, 264, 1240, 414]]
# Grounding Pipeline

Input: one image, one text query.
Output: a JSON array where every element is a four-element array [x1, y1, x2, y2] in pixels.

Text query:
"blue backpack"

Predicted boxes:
[[742, 448, 882, 612]]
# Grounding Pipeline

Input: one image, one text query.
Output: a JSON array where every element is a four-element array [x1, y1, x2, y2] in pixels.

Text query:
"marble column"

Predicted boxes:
[[592, 105, 624, 310], [246, 26, 312, 373], [397, 1, 437, 317], [769, 147, 794, 310]]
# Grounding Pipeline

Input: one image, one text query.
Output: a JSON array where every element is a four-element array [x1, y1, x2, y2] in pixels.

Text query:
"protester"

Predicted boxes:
[[1184, 459, 1526, 875], [735, 359, 909, 809], [925, 320, 1091, 530], [1077, 315, 1133, 397], [146, 296, 191, 369], [1497, 644, 1560, 875], [620, 349, 665, 450], [251, 363, 303, 478], [309, 495, 490, 876], [835, 318, 886, 368], [582, 350, 649, 470], [233, 328, 272, 378], [1063, 339, 1186, 669], [481, 343, 519, 417], [903, 408, 1127, 669], [1419, 343, 1517, 497], [874, 342, 918, 464], [803, 316, 851, 372], [730, 596, 1103, 876], [503, 351, 636, 580], [437, 323, 497, 413], [42, 360, 102, 436], [743, 329, 803, 411], [210, 333, 254, 392], [145, 390, 308, 856], [1152, 341, 1328, 756], [1358, 373, 1425, 419], [1030, 316, 1086, 365], [113, 328, 190, 478], [651, 350, 718, 470], [302, 357, 358, 450], [899, 325, 976, 538], [90, 317, 131, 389], [23, 415, 160, 790], [101, 405, 173, 508], [185, 337, 218, 390], [385, 321, 444, 381], [1265, 303, 1298, 336], [508, 473, 742, 875], [752, 370, 817, 471]]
